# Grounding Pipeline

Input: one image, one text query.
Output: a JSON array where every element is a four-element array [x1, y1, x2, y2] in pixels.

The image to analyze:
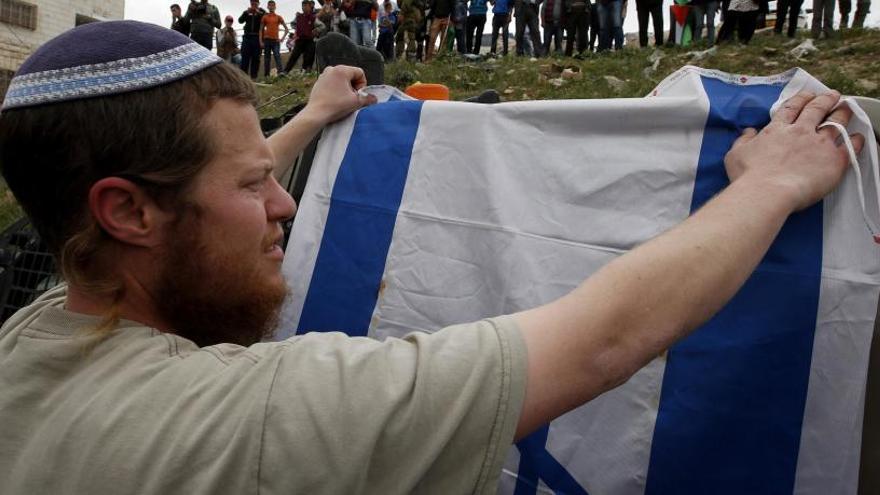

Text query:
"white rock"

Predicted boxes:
[[686, 46, 717, 63], [549, 78, 565, 87], [789, 39, 818, 59], [603, 75, 626, 91], [648, 49, 664, 63], [857, 79, 879, 91]]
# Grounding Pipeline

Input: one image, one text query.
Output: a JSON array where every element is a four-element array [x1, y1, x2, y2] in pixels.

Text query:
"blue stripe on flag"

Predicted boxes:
[[296, 101, 423, 336], [515, 426, 590, 495], [645, 77, 823, 494]]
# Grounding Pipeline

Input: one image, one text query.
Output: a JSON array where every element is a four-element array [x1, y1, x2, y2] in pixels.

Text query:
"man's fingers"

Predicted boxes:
[[818, 103, 854, 140], [849, 133, 866, 155], [731, 127, 758, 150], [795, 91, 842, 129], [772, 92, 814, 125]]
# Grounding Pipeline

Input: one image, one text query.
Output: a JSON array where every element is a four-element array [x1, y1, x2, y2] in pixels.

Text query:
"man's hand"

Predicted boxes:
[[267, 66, 377, 180], [725, 91, 866, 212], [298, 65, 378, 126]]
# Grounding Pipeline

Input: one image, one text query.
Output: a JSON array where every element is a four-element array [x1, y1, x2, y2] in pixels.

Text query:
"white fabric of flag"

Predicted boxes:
[[278, 66, 880, 495]]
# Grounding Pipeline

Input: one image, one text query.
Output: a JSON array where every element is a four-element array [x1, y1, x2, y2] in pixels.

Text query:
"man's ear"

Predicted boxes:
[[88, 177, 170, 248]]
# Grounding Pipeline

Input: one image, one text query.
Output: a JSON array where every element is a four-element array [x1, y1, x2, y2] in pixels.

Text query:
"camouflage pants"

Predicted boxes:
[[396, 26, 420, 59]]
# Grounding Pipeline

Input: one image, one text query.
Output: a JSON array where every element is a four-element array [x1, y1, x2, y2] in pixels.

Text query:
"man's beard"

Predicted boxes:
[[154, 208, 287, 347]]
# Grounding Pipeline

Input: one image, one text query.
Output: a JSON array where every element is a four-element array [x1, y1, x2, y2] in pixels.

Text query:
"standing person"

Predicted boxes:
[[717, 0, 760, 43], [589, 0, 599, 50], [466, 0, 488, 54], [186, 0, 222, 50], [565, 0, 590, 56], [317, 1, 348, 34], [170, 3, 191, 36], [691, 0, 718, 44], [810, 0, 835, 38], [838, 0, 851, 27], [489, 0, 512, 55], [426, 0, 454, 60], [851, 0, 870, 27], [239, 0, 266, 80], [596, 0, 624, 50], [377, 1, 399, 59], [348, 0, 378, 46], [285, 0, 318, 73], [396, 0, 425, 59], [635, 0, 663, 47], [216, 15, 241, 63], [260, 0, 290, 77], [542, 0, 566, 54], [453, 0, 470, 54], [0, 19, 863, 495], [773, 0, 802, 37], [515, 0, 544, 56]]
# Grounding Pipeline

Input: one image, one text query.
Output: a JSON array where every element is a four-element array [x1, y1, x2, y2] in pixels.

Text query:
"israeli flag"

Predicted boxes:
[[278, 66, 880, 494]]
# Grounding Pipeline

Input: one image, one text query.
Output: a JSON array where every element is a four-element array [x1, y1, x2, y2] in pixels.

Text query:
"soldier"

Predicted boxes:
[[396, 0, 425, 59]]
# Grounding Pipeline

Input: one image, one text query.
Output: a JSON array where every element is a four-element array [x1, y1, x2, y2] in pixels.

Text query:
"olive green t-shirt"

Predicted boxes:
[[0, 286, 527, 494]]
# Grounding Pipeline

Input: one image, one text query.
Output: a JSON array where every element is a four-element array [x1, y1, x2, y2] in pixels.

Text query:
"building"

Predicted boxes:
[[0, 0, 125, 97]]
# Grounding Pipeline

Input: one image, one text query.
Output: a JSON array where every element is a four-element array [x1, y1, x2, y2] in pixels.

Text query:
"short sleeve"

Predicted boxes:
[[257, 316, 527, 494]]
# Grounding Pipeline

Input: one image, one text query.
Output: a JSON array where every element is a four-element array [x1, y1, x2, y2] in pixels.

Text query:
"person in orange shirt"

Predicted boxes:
[[260, 0, 290, 76]]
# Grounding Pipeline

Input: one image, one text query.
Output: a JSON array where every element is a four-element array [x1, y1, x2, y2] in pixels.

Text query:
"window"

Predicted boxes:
[[0, 0, 37, 31], [0, 68, 15, 99], [75, 14, 99, 26]]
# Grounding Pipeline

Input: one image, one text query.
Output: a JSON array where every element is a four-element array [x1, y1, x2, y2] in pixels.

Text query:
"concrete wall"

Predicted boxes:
[[0, 0, 125, 77]]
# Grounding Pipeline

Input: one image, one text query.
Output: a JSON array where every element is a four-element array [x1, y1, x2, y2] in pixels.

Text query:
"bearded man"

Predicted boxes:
[[0, 20, 863, 494]]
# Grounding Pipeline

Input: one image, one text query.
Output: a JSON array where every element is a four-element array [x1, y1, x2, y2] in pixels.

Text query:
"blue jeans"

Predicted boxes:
[[262, 39, 282, 76], [691, 1, 718, 43], [597, 0, 624, 50], [350, 18, 373, 46]]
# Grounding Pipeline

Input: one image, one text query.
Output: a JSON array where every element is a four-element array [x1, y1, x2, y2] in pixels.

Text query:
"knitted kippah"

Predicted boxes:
[[2, 20, 223, 111]]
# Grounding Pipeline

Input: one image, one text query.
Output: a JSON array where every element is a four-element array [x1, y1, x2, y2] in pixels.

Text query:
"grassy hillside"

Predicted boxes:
[[255, 27, 880, 117]]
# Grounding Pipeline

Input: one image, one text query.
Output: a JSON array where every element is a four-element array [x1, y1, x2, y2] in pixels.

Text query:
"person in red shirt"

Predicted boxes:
[[284, 0, 319, 73], [260, 0, 290, 76]]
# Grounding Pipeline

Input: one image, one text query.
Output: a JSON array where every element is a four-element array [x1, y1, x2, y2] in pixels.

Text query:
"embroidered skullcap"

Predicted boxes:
[[2, 20, 222, 111]]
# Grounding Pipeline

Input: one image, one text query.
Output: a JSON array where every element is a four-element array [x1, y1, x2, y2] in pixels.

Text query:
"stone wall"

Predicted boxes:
[[0, 0, 125, 86]]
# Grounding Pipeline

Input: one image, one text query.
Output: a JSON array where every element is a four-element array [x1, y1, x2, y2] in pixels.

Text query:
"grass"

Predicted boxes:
[[255, 27, 880, 117], [1, 28, 878, 233]]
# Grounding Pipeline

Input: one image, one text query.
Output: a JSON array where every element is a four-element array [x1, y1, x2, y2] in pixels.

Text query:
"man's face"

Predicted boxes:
[[171, 6, 181, 16], [268, 1, 276, 12], [250, 0, 259, 8], [153, 99, 296, 347], [303, 2, 313, 13]]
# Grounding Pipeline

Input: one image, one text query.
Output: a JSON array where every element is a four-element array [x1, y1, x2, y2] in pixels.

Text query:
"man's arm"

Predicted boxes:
[[267, 66, 376, 180], [512, 92, 865, 440], [281, 17, 290, 39]]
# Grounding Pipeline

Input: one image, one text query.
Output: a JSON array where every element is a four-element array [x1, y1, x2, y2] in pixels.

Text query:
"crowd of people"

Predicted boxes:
[[170, 0, 873, 76]]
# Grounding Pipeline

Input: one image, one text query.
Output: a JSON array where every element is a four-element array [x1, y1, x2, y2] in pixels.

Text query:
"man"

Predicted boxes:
[[635, 0, 663, 47], [426, 0, 454, 60], [395, 0, 425, 59], [170, 3, 191, 35], [466, 0, 488, 54], [690, 0, 717, 44], [541, 0, 566, 54], [260, 0, 290, 77], [347, 0, 379, 46], [565, 0, 590, 56], [0, 19, 864, 494], [489, 0, 512, 55], [239, 0, 266, 79], [773, 0, 802, 37], [284, 0, 319, 72], [186, 0, 222, 50], [216, 15, 240, 63], [514, 0, 543, 56], [852, 0, 871, 27], [810, 0, 835, 38]]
